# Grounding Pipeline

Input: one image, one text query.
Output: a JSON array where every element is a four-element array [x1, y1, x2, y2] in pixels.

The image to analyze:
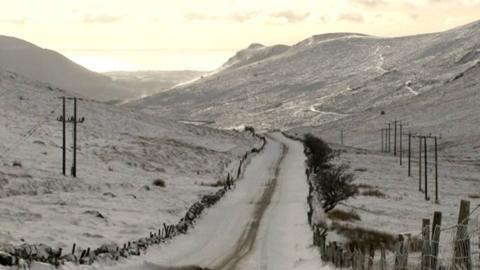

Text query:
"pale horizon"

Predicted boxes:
[[1, 0, 479, 72]]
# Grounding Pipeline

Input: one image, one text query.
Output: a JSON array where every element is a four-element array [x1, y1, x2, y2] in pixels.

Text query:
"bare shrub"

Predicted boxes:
[[314, 164, 357, 213]]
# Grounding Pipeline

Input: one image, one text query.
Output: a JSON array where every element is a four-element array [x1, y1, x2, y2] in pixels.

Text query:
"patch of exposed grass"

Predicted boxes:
[[330, 222, 397, 249], [327, 209, 361, 222], [468, 194, 480, 199], [354, 167, 368, 172], [355, 183, 374, 189], [200, 180, 225, 188], [361, 189, 386, 198]]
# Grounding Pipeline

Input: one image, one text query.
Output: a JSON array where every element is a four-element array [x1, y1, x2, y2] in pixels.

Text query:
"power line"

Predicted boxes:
[[2, 108, 58, 160]]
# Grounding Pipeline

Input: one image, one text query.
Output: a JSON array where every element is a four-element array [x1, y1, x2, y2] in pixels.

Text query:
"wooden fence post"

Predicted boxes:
[[431, 212, 442, 270], [395, 235, 408, 270], [453, 200, 471, 270], [367, 244, 375, 270], [434, 137, 439, 204], [422, 219, 431, 270], [380, 244, 386, 270]]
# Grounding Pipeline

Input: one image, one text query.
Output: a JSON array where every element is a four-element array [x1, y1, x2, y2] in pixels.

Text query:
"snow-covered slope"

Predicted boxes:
[[133, 20, 480, 158], [0, 36, 132, 102], [221, 43, 290, 71], [0, 69, 259, 250]]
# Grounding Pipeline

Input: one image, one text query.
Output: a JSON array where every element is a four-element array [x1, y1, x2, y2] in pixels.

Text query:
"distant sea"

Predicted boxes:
[[62, 49, 235, 72]]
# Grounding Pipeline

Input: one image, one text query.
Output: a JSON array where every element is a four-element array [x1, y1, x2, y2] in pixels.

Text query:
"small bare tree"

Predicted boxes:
[[314, 164, 357, 213]]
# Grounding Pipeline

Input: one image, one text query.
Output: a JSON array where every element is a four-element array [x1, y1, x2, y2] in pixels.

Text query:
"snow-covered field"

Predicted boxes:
[[0, 70, 260, 253], [325, 145, 480, 237]]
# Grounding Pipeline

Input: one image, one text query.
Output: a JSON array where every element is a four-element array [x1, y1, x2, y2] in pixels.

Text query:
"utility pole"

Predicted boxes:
[[419, 137, 422, 192], [388, 123, 391, 153], [434, 136, 439, 204], [424, 137, 429, 201], [72, 97, 77, 178], [57, 97, 67, 176], [62, 97, 66, 176], [385, 127, 388, 153], [399, 123, 403, 165], [381, 129, 384, 152], [408, 133, 411, 177], [57, 96, 85, 178], [341, 130, 344, 146], [394, 120, 397, 156]]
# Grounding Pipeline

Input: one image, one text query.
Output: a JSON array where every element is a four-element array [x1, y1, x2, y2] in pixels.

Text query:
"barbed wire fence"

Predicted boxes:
[[314, 201, 480, 270]]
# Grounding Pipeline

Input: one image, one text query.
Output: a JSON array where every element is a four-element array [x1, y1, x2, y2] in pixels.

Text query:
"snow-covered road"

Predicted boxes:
[[89, 134, 325, 270]]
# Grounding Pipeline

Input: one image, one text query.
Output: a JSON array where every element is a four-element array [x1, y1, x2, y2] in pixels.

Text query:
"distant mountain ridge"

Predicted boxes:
[[132, 19, 480, 158], [0, 35, 135, 101]]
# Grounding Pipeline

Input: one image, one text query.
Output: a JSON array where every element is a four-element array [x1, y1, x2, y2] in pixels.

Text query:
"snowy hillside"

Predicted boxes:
[[0, 69, 260, 250], [132, 20, 480, 157], [0, 36, 133, 102]]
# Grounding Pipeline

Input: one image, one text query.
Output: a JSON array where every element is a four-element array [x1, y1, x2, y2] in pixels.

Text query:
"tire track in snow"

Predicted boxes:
[[213, 137, 288, 270]]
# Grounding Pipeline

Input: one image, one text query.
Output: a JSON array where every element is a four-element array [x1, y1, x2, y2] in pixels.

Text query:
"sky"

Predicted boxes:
[[0, 0, 479, 72]]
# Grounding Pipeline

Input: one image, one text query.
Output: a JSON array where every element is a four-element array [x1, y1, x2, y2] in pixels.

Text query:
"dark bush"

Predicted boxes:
[[152, 179, 166, 187], [313, 164, 357, 213], [304, 134, 334, 172]]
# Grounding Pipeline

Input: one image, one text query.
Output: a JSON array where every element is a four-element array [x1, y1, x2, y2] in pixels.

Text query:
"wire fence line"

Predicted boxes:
[[313, 200, 480, 270]]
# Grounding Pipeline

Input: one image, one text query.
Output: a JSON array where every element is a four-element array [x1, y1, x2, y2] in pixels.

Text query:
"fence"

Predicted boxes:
[[0, 134, 267, 267], [312, 200, 480, 270]]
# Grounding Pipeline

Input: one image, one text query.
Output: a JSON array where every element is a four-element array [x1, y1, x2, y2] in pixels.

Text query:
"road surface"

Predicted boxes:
[[95, 133, 325, 270]]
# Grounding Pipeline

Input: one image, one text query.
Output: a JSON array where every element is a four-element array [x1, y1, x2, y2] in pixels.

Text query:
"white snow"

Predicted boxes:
[[0, 70, 259, 253], [48, 134, 327, 270], [236, 133, 326, 270]]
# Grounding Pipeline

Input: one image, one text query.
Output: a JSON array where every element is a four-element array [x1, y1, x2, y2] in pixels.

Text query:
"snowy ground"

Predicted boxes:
[[308, 143, 480, 249], [29, 134, 326, 270], [337, 149, 479, 233], [0, 70, 260, 254]]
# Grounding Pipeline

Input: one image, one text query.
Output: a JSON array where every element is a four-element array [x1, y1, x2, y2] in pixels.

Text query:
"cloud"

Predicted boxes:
[[0, 18, 26, 25], [84, 15, 122, 24], [338, 12, 365, 23], [185, 12, 257, 23], [184, 12, 222, 21], [409, 13, 420, 20], [270, 10, 310, 23], [351, 0, 384, 7], [229, 12, 259, 23]]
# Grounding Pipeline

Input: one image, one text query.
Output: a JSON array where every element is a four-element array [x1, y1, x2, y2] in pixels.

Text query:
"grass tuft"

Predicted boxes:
[[361, 189, 386, 198], [327, 209, 361, 222]]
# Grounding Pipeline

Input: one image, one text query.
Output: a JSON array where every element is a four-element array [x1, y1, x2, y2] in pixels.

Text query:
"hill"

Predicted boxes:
[[132, 20, 480, 158], [0, 35, 132, 101], [0, 69, 259, 249]]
